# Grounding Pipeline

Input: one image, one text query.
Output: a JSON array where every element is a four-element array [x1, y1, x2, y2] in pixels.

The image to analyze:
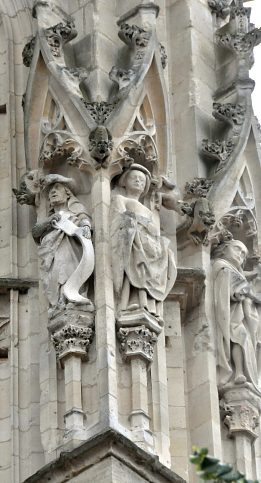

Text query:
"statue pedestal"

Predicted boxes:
[[220, 384, 261, 478], [48, 306, 95, 437], [117, 308, 162, 453]]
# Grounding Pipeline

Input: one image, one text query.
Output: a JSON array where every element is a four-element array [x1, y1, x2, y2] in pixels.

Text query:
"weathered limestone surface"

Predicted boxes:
[[1, 0, 261, 482]]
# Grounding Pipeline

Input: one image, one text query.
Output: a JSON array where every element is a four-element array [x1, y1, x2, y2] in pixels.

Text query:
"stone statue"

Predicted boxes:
[[212, 239, 261, 392], [32, 174, 94, 317], [110, 164, 187, 318]]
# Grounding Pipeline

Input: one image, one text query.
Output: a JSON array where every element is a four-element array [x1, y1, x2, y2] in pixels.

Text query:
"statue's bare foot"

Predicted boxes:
[[234, 374, 247, 384]]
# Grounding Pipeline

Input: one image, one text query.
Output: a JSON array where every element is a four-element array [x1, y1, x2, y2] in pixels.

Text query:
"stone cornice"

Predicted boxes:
[[24, 428, 185, 483], [0, 278, 38, 294]]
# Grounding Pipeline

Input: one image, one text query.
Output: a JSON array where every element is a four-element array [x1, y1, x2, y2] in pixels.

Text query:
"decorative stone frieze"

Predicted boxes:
[[52, 324, 94, 361], [117, 325, 157, 362], [45, 20, 77, 57], [213, 103, 246, 127], [185, 178, 214, 198], [208, 0, 230, 19], [202, 138, 234, 170], [22, 37, 36, 67], [82, 101, 116, 125]]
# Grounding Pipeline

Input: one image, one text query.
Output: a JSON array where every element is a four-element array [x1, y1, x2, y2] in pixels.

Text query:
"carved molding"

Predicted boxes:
[[117, 325, 157, 362]]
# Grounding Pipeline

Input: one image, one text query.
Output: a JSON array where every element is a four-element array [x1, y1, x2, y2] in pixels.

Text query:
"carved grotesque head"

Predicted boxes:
[[89, 126, 114, 163]]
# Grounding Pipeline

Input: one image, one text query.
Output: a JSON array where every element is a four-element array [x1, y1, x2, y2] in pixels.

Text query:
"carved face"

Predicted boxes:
[[48, 183, 68, 206], [223, 241, 248, 269], [124, 170, 147, 195]]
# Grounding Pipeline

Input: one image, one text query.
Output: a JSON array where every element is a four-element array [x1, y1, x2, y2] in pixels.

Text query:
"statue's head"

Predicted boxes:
[[214, 239, 248, 269], [119, 164, 151, 196], [41, 174, 76, 207]]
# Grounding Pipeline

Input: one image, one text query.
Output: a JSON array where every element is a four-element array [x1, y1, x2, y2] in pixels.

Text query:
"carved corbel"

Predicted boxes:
[[223, 403, 259, 439], [117, 325, 157, 363], [220, 389, 260, 441], [51, 324, 94, 362]]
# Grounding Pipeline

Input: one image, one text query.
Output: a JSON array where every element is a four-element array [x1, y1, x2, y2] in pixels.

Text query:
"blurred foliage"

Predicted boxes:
[[190, 447, 258, 483]]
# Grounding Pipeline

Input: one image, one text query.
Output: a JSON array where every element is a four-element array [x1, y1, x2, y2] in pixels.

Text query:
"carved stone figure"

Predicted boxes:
[[89, 126, 114, 168], [32, 175, 94, 317], [212, 239, 261, 392], [110, 164, 186, 318]]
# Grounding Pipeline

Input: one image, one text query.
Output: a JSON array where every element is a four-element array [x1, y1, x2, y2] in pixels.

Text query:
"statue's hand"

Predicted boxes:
[[49, 213, 61, 227], [81, 225, 91, 239], [234, 287, 249, 301]]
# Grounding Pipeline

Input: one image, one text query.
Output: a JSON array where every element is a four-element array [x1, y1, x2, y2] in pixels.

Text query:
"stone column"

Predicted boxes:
[[221, 387, 260, 479], [117, 309, 162, 451], [91, 169, 119, 430], [49, 309, 94, 441]]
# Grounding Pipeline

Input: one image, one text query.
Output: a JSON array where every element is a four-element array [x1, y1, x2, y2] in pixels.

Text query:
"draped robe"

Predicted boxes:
[[111, 194, 176, 303], [213, 258, 261, 392]]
